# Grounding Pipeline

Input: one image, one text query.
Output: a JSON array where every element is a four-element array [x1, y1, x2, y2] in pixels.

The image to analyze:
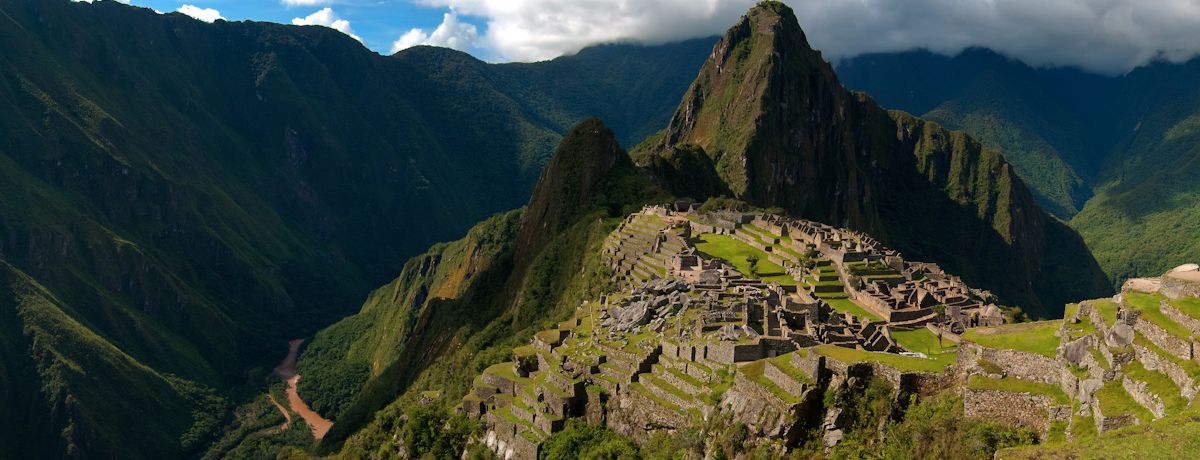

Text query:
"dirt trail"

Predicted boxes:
[[266, 394, 292, 432], [272, 339, 334, 439]]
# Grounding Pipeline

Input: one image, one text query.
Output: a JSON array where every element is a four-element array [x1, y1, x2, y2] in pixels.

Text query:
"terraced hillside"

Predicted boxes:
[[460, 206, 1024, 457], [951, 266, 1200, 456]]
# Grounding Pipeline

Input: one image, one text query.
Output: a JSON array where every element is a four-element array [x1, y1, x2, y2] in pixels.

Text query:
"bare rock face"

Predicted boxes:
[[822, 407, 845, 448], [603, 301, 653, 332], [1062, 337, 1092, 365], [1106, 323, 1135, 348]]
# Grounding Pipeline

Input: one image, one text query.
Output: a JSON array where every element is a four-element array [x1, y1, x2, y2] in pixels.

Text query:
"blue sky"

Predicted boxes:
[[120, 0, 493, 58]]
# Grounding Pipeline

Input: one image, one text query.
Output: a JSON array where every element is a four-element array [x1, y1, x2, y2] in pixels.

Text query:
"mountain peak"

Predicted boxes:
[[658, 0, 843, 198], [646, 2, 1110, 315]]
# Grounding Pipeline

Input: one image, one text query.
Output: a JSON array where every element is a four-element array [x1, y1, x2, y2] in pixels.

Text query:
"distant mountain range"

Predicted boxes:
[[837, 48, 1200, 283]]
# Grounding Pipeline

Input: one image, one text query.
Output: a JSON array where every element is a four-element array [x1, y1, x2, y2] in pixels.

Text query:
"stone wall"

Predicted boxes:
[[1122, 377, 1165, 419], [1098, 344, 1136, 370], [723, 376, 812, 438], [1133, 319, 1192, 360], [1082, 302, 1111, 338], [1161, 303, 1200, 335], [765, 361, 808, 396], [791, 352, 824, 382], [610, 387, 690, 441], [1133, 342, 1197, 401], [1058, 367, 1081, 401], [706, 341, 767, 363], [960, 343, 1060, 385], [962, 387, 1053, 434], [483, 370, 519, 396], [584, 388, 606, 426], [657, 367, 704, 395], [1092, 400, 1139, 433]]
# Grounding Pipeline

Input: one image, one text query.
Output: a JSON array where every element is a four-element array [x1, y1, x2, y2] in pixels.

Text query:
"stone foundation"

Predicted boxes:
[[962, 387, 1058, 434]]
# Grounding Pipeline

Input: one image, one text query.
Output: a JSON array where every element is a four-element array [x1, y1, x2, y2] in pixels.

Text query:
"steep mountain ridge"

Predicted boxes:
[[0, 0, 710, 456], [644, 2, 1109, 316], [293, 120, 669, 451], [837, 49, 1200, 283]]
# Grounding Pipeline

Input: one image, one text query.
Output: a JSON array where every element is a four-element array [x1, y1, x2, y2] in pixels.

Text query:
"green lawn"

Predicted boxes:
[[1122, 360, 1186, 414], [764, 353, 814, 385], [1133, 335, 1200, 380], [814, 344, 948, 373], [695, 233, 796, 284], [1092, 300, 1120, 327], [1125, 292, 1194, 340], [824, 297, 882, 322], [1170, 296, 1200, 321], [966, 375, 1070, 404], [738, 360, 801, 403], [1095, 378, 1156, 424], [1064, 312, 1098, 340], [891, 328, 958, 367], [999, 408, 1200, 459], [961, 320, 1062, 358]]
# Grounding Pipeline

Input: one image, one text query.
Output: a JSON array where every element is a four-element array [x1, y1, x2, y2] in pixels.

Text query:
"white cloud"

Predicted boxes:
[[177, 4, 224, 23], [391, 10, 479, 54], [414, 0, 1200, 74], [291, 7, 362, 43], [281, 0, 329, 6]]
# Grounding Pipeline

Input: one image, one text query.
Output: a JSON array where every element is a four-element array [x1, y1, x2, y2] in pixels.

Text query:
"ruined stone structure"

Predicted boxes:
[[462, 206, 1014, 458], [958, 268, 1200, 441]]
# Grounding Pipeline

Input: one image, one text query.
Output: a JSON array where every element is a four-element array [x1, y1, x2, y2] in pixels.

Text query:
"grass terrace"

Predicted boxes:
[[1122, 360, 1187, 414], [813, 344, 948, 373], [1092, 299, 1120, 327], [891, 327, 958, 368], [765, 352, 814, 385], [1133, 335, 1200, 381], [824, 297, 882, 322], [630, 382, 684, 414], [1089, 347, 1110, 371], [961, 320, 1062, 358], [999, 407, 1200, 459], [738, 360, 801, 403], [966, 375, 1070, 405], [1169, 296, 1200, 321], [1125, 292, 1194, 340], [1096, 378, 1156, 424], [695, 233, 797, 285], [1063, 312, 1098, 341]]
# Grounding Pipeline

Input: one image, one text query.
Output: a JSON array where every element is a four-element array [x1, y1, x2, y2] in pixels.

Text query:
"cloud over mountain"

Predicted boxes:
[[391, 10, 479, 54], [417, 0, 1200, 74], [177, 4, 223, 23], [292, 7, 362, 43]]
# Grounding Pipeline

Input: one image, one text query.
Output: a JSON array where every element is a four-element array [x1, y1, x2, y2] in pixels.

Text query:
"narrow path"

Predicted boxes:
[[272, 338, 334, 439], [266, 394, 292, 432]]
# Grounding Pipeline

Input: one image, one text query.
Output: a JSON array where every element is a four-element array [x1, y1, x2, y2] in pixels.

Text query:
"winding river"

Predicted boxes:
[[272, 339, 334, 440]]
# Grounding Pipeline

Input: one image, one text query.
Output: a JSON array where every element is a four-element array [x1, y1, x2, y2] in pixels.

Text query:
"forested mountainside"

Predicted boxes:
[[0, 0, 709, 455], [294, 3, 1109, 457], [837, 49, 1200, 283]]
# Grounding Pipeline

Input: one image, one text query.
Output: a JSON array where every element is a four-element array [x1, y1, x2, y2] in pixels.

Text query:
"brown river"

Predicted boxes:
[[272, 339, 334, 440]]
